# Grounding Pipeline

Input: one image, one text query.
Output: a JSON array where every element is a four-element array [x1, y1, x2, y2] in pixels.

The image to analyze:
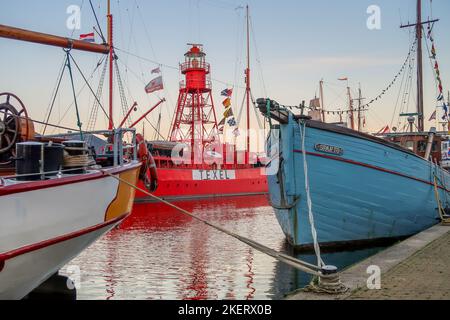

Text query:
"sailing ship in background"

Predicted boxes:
[[260, 0, 450, 249], [0, 2, 147, 299], [136, 6, 268, 202]]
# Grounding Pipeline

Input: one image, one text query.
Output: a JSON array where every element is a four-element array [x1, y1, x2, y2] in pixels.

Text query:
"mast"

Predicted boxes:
[[416, 0, 424, 132], [400, 0, 438, 132], [245, 5, 251, 165], [319, 79, 325, 122], [107, 0, 114, 130], [357, 86, 362, 131], [347, 86, 354, 130]]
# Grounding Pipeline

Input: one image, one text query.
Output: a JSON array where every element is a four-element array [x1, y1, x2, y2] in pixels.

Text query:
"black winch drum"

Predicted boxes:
[[43, 143, 65, 177], [16, 142, 44, 181]]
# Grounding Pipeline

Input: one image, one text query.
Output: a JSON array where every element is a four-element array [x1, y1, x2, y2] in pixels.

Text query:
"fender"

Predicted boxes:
[[136, 134, 158, 192]]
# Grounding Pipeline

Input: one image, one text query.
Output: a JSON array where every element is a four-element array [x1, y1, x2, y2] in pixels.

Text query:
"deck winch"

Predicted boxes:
[[15, 142, 65, 181]]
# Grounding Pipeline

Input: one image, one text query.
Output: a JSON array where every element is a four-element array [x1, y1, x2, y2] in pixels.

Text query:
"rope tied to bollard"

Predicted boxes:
[[100, 168, 348, 294]]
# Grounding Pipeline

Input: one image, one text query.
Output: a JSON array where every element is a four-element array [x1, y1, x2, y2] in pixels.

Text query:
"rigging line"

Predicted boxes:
[[86, 56, 108, 132], [360, 38, 418, 110], [390, 47, 410, 128], [0, 109, 85, 133], [113, 46, 247, 89], [134, 0, 158, 60], [133, 0, 175, 125], [249, 14, 268, 97], [65, 50, 84, 139], [233, 6, 245, 108], [69, 0, 85, 38], [89, 0, 106, 43], [323, 84, 348, 106], [144, 114, 166, 141], [51, 55, 106, 135], [42, 56, 67, 135], [68, 53, 113, 127]]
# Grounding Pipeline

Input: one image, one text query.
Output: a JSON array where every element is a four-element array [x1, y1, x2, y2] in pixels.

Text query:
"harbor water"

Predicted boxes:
[[61, 195, 385, 300]]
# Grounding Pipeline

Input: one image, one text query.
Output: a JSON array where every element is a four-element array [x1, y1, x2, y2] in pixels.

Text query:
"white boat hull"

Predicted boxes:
[[0, 162, 141, 299], [0, 222, 117, 300]]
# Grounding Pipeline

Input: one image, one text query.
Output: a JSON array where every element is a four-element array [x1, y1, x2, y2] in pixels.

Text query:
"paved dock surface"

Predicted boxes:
[[287, 225, 450, 300], [348, 229, 450, 300]]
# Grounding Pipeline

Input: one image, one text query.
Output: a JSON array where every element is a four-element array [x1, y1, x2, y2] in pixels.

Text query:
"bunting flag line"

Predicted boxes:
[[232, 128, 240, 137], [428, 27, 447, 122], [218, 117, 226, 126]]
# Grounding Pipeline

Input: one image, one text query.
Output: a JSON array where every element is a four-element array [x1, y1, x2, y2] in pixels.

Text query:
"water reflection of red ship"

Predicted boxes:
[[121, 195, 269, 231], [96, 196, 267, 299]]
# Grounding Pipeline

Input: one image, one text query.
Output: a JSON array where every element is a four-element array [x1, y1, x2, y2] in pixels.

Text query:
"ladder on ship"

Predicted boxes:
[[433, 176, 450, 225]]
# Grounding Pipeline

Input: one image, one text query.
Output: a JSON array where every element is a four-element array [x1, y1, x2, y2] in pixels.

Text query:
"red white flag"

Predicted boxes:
[[151, 67, 161, 74], [145, 76, 164, 94], [377, 125, 390, 135], [79, 32, 95, 42]]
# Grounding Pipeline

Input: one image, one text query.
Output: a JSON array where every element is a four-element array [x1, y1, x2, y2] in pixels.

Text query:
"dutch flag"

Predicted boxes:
[[79, 32, 95, 43]]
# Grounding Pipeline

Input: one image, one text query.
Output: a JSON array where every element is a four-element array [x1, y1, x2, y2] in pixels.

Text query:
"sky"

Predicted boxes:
[[1, 0, 449, 149]]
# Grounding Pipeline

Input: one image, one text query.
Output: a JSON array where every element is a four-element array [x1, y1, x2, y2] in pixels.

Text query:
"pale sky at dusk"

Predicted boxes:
[[1, 0, 449, 149]]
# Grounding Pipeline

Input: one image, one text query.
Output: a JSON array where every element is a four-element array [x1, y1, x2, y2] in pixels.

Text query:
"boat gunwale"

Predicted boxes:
[[304, 119, 428, 161], [0, 161, 141, 197]]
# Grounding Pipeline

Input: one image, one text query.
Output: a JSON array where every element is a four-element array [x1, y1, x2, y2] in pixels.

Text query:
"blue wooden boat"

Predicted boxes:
[[259, 100, 449, 249]]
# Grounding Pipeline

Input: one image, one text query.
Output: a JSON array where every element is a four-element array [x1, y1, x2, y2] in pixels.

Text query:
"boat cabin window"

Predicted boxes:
[[417, 141, 438, 152], [405, 141, 414, 151]]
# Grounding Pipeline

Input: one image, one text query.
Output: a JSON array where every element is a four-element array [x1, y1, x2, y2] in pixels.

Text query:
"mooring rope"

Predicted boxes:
[[99, 169, 336, 278], [300, 121, 325, 268]]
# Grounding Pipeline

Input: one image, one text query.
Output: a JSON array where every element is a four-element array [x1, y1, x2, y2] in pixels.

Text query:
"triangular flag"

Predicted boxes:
[[429, 110, 437, 121]]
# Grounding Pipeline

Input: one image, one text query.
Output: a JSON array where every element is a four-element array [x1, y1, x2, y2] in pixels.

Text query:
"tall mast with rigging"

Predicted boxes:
[[107, 0, 114, 130], [245, 5, 251, 165], [416, 0, 424, 132], [400, 0, 439, 132]]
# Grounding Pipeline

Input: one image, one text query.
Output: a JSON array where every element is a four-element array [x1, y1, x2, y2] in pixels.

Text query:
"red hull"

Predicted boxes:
[[135, 167, 268, 202]]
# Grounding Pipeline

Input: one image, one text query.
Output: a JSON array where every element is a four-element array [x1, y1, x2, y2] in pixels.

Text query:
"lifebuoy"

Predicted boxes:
[[136, 134, 158, 192]]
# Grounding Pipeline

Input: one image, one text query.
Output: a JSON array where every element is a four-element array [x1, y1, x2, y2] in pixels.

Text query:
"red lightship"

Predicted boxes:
[[135, 42, 268, 202]]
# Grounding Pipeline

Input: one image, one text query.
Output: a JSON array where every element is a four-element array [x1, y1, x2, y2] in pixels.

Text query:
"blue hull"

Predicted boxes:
[[267, 114, 448, 248]]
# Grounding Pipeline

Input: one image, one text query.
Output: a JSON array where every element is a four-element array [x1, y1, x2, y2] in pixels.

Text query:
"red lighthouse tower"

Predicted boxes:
[[170, 44, 220, 162]]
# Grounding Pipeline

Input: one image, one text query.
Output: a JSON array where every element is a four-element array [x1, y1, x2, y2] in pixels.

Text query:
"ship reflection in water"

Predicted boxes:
[[62, 195, 385, 300]]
